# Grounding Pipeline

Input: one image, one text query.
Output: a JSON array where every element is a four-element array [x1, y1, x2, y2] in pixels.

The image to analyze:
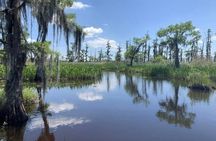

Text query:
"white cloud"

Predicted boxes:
[[198, 40, 203, 45], [195, 28, 200, 32], [83, 27, 103, 38], [86, 37, 118, 49], [93, 73, 118, 92], [29, 117, 90, 129], [78, 92, 103, 102], [27, 38, 36, 43], [49, 103, 75, 113], [69, 2, 90, 9], [212, 35, 216, 41]]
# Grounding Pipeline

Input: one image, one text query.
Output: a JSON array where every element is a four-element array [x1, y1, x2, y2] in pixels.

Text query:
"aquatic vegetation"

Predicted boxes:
[[58, 63, 102, 81]]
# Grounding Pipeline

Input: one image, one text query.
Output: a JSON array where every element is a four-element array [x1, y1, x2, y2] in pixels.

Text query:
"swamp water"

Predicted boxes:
[[0, 72, 216, 141]]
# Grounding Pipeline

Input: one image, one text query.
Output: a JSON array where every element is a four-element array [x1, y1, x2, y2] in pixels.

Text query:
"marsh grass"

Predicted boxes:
[[0, 60, 216, 88], [57, 63, 102, 81]]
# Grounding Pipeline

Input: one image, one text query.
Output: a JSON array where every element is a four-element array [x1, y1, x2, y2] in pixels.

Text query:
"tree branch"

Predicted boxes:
[[0, 1, 25, 13], [0, 39, 6, 44]]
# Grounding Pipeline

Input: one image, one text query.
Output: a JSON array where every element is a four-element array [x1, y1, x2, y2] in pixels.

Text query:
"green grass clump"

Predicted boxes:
[[23, 64, 37, 81], [124, 63, 173, 78], [186, 70, 210, 86], [22, 88, 38, 106], [58, 62, 102, 81]]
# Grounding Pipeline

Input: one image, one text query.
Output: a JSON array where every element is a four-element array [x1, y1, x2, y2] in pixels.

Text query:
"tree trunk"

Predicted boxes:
[[56, 55, 60, 82], [48, 55, 53, 79], [35, 22, 47, 83], [174, 40, 180, 68], [130, 57, 134, 66], [6, 125, 26, 141], [35, 49, 46, 83], [169, 48, 172, 61], [147, 45, 150, 62], [0, 0, 28, 126]]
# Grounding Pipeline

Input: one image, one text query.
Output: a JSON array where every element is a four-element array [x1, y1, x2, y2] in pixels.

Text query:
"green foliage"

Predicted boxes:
[[22, 88, 38, 106], [206, 29, 212, 60], [30, 41, 52, 55], [186, 70, 210, 86], [125, 45, 135, 59], [151, 55, 169, 64], [56, 63, 102, 81], [0, 63, 102, 81], [157, 21, 199, 68], [115, 46, 122, 62], [128, 63, 172, 78], [23, 64, 36, 81], [125, 34, 150, 66], [149, 65, 172, 78], [106, 41, 111, 61], [59, 0, 74, 8]]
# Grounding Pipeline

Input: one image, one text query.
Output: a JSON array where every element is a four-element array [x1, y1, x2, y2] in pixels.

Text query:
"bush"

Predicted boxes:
[[149, 64, 172, 77], [186, 70, 211, 85], [23, 88, 38, 105], [151, 56, 169, 64], [23, 64, 36, 81]]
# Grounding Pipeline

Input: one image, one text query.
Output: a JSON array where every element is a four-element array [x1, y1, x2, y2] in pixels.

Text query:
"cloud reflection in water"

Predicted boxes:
[[29, 117, 90, 130], [49, 103, 75, 113], [78, 92, 103, 102]]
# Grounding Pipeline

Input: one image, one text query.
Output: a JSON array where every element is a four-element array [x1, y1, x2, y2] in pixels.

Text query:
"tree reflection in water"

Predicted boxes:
[[157, 85, 196, 128], [0, 125, 26, 141], [115, 72, 121, 87], [188, 90, 213, 104], [36, 83, 55, 141], [124, 75, 149, 106]]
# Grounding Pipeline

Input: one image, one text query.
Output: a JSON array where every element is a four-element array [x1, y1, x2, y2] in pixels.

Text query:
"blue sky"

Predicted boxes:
[[29, 0, 216, 58]]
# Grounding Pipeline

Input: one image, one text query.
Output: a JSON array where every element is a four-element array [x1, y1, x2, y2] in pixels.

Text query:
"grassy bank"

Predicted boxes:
[[0, 63, 102, 82], [97, 61, 216, 89], [0, 60, 215, 89], [55, 63, 102, 81], [137, 63, 215, 89]]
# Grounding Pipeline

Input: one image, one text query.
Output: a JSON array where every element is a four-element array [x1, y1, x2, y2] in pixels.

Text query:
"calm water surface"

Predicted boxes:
[[1, 72, 216, 141]]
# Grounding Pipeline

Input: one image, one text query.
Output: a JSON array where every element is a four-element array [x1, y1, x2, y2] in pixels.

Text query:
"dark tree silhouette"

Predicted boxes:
[[157, 85, 196, 128]]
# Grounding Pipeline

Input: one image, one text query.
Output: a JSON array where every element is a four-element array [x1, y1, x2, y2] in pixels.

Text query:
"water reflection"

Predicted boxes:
[[93, 72, 117, 93], [48, 103, 75, 113], [115, 72, 121, 87], [156, 85, 196, 128], [78, 92, 103, 102], [188, 90, 213, 104], [1, 72, 216, 141], [36, 85, 55, 141], [0, 125, 26, 141], [124, 75, 149, 105]]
